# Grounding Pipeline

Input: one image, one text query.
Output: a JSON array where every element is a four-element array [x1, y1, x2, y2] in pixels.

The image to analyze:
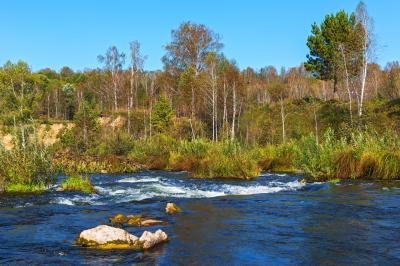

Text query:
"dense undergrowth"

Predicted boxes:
[[54, 128, 400, 181], [0, 132, 56, 193], [1, 128, 400, 193]]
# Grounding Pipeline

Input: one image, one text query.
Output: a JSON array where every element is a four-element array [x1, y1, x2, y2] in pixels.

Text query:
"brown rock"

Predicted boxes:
[[166, 203, 182, 214]]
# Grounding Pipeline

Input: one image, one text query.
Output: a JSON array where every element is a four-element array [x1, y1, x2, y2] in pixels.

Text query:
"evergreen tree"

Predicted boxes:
[[305, 11, 359, 94], [152, 96, 173, 133]]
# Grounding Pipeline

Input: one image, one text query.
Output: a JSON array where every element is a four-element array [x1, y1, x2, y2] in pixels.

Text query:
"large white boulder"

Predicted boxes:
[[77, 225, 168, 250], [78, 225, 138, 246], [139, 229, 168, 249]]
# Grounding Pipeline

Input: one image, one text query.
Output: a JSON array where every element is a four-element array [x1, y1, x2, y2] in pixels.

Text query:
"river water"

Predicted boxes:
[[1, 171, 399, 265]]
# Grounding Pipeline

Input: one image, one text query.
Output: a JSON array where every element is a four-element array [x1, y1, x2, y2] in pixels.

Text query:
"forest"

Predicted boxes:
[[1, 1, 400, 192]]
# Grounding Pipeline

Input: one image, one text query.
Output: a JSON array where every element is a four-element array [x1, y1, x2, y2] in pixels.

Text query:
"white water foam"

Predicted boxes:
[[51, 197, 74, 206], [118, 176, 161, 183], [51, 194, 103, 206], [51, 176, 306, 205], [92, 179, 305, 203]]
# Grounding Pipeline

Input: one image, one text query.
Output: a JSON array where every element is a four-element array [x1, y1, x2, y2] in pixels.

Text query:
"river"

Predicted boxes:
[[1, 171, 399, 265]]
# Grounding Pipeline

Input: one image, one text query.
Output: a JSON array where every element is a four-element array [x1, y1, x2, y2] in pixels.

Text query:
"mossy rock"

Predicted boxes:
[[76, 237, 143, 250], [127, 215, 142, 226], [109, 214, 128, 224]]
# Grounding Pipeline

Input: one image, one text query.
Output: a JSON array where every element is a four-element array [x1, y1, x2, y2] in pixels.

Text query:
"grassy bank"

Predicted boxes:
[[1, 128, 400, 193], [54, 129, 400, 181]]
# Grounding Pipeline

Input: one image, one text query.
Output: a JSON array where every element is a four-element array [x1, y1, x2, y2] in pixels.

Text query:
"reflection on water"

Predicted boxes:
[[0, 171, 400, 265]]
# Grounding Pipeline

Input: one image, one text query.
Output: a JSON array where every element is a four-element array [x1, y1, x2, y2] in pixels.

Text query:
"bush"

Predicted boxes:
[[168, 139, 210, 172], [128, 134, 175, 169], [98, 131, 135, 157], [60, 175, 96, 193], [0, 140, 55, 192]]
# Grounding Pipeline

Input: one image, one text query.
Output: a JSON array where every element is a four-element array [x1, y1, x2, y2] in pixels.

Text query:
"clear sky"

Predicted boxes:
[[1, 0, 399, 72]]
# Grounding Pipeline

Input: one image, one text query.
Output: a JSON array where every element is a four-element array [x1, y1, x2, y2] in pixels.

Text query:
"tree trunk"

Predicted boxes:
[[280, 97, 286, 144], [340, 45, 353, 125], [231, 82, 236, 141], [190, 86, 196, 140], [314, 106, 319, 146]]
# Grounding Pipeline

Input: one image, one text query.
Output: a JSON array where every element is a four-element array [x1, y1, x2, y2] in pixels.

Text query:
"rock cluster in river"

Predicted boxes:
[[109, 214, 166, 227], [76, 225, 168, 250], [77, 202, 181, 250]]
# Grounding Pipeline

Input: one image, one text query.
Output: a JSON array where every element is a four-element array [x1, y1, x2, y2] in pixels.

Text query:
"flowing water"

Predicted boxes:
[[1, 171, 400, 265]]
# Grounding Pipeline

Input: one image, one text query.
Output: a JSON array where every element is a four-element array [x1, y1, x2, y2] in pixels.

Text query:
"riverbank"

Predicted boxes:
[[54, 130, 400, 181], [1, 126, 400, 194]]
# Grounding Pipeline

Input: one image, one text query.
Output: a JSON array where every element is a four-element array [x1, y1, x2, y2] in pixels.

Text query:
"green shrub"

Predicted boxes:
[[0, 137, 56, 192], [128, 134, 175, 169], [60, 175, 96, 193]]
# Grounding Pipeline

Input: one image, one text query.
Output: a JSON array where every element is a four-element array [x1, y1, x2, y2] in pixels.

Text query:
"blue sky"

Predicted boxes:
[[1, 0, 399, 71]]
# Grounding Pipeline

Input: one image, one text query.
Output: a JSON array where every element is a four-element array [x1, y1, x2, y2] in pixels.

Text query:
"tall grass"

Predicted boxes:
[[294, 128, 400, 180], [53, 127, 400, 181]]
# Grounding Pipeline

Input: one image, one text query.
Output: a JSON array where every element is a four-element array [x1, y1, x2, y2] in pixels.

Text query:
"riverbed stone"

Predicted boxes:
[[166, 203, 182, 214], [139, 229, 168, 249]]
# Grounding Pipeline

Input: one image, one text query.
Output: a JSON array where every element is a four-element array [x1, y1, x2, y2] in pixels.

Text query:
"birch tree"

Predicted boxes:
[[355, 1, 374, 116], [98, 46, 125, 112], [128, 41, 146, 134]]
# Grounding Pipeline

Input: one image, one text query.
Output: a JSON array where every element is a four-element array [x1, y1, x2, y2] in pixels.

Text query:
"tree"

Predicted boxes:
[[178, 66, 198, 139], [205, 52, 219, 141], [0, 61, 42, 124], [98, 46, 125, 112], [305, 11, 358, 96], [355, 1, 374, 116], [128, 41, 146, 134], [61, 83, 76, 120], [73, 98, 99, 151], [269, 82, 289, 144], [162, 22, 223, 75], [152, 95, 173, 133]]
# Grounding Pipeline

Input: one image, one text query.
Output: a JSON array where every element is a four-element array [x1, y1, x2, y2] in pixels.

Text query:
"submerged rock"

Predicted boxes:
[[139, 229, 168, 249], [140, 219, 165, 227], [77, 225, 168, 250], [76, 225, 140, 249], [109, 214, 128, 224], [126, 215, 142, 226], [166, 203, 182, 214]]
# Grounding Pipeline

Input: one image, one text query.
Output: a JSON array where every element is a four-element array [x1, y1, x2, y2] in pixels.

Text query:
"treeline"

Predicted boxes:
[[1, 1, 400, 191], [0, 3, 399, 146]]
